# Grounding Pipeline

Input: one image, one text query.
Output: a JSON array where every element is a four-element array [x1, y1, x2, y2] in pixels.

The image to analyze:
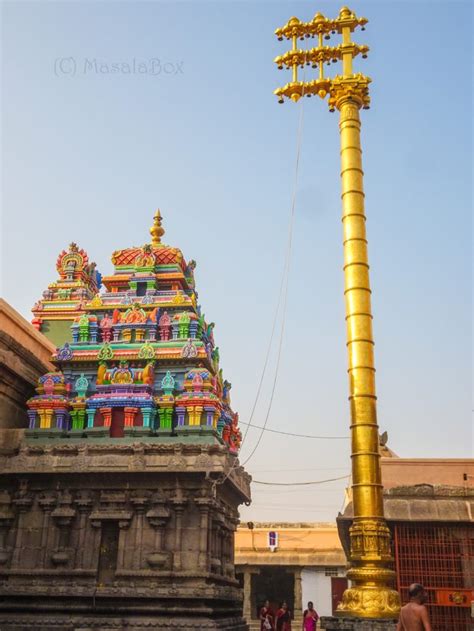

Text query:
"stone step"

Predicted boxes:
[[247, 617, 307, 631]]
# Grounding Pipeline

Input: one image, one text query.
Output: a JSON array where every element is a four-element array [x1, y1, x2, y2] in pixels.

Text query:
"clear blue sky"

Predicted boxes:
[[1, 1, 472, 521]]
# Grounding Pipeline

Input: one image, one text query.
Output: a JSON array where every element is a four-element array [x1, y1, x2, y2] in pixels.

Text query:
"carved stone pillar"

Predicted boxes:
[[172, 499, 186, 571], [0, 492, 15, 566], [222, 526, 234, 577], [293, 567, 303, 622], [242, 569, 252, 621], [38, 492, 57, 567], [50, 490, 76, 566], [117, 519, 132, 571], [145, 496, 171, 570], [74, 491, 93, 569], [195, 498, 211, 571], [130, 494, 149, 569], [11, 490, 33, 567]]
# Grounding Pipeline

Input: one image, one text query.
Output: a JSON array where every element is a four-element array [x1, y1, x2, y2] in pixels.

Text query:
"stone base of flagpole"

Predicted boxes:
[[320, 617, 397, 631]]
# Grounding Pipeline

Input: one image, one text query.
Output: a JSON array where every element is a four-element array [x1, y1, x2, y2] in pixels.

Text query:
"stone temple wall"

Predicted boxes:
[[0, 438, 251, 630], [0, 299, 55, 430]]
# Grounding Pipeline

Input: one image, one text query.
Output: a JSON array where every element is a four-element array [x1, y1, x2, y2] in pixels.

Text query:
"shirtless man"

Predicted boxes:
[[397, 583, 432, 631]]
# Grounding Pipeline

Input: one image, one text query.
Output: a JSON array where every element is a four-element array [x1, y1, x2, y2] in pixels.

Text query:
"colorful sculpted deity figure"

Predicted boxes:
[[228, 413, 242, 453], [212, 347, 220, 368], [223, 380, 232, 405], [192, 372, 203, 392], [64, 258, 76, 280], [135, 243, 155, 269], [111, 361, 133, 385], [159, 311, 171, 341], [96, 362, 107, 385], [75, 374, 89, 398], [124, 305, 146, 324], [161, 371, 175, 396], [99, 314, 113, 342], [172, 292, 184, 305], [178, 312, 190, 338], [222, 422, 231, 445], [78, 315, 89, 343], [206, 322, 215, 345], [142, 361, 155, 385], [90, 293, 103, 307]]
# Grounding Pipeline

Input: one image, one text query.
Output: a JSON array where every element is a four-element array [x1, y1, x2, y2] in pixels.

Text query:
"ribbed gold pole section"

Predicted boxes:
[[340, 100, 382, 519], [336, 96, 400, 619]]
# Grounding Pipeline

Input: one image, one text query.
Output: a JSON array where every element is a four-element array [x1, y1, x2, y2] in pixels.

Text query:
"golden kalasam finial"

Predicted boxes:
[[274, 7, 400, 621], [150, 209, 165, 246]]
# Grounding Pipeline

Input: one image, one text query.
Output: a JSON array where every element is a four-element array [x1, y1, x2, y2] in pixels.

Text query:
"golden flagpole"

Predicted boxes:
[[274, 7, 400, 619]]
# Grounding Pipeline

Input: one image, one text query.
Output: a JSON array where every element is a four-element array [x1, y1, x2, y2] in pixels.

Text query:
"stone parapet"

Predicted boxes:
[[320, 617, 397, 631]]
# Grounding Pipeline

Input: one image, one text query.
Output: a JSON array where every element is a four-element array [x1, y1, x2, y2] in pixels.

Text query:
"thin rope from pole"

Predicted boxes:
[[241, 79, 306, 468], [215, 77, 306, 486], [239, 251, 287, 450]]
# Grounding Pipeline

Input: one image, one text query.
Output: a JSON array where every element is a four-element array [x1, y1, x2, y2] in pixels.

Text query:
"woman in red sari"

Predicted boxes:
[[302, 601, 319, 631], [275, 601, 292, 631], [259, 600, 275, 631]]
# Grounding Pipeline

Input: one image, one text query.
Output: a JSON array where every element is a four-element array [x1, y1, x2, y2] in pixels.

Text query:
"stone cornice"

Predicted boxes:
[[0, 299, 55, 364], [0, 441, 251, 501]]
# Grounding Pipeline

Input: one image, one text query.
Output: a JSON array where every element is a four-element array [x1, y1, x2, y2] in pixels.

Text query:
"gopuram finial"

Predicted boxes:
[[150, 209, 165, 246]]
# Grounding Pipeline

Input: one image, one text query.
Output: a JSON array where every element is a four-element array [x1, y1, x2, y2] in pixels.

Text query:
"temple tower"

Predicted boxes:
[[0, 212, 250, 630]]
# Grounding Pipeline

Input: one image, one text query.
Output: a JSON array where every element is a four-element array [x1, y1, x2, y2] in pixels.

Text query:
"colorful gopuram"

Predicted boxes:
[[31, 242, 102, 346], [26, 210, 242, 450], [0, 210, 249, 631]]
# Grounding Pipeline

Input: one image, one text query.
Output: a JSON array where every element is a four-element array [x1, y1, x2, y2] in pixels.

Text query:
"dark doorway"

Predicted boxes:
[[136, 282, 147, 297], [110, 409, 124, 437], [331, 577, 348, 614], [252, 567, 294, 619], [97, 521, 120, 585]]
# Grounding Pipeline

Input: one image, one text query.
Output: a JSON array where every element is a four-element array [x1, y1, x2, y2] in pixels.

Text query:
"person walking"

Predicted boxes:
[[275, 601, 292, 631], [259, 599, 275, 631], [396, 583, 432, 631], [302, 601, 319, 631]]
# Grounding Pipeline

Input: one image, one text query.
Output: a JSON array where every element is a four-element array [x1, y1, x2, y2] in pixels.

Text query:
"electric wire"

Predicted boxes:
[[251, 466, 347, 475], [250, 466, 348, 473], [238, 421, 348, 440], [251, 473, 350, 486]]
